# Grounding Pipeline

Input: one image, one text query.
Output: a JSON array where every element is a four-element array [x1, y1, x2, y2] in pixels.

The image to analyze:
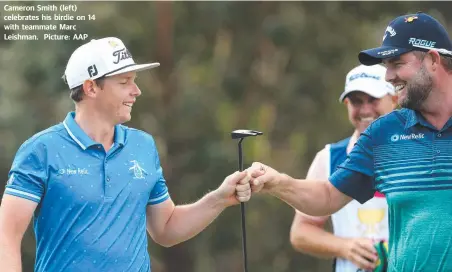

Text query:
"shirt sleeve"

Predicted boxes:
[[4, 140, 47, 203], [147, 139, 170, 205], [329, 124, 376, 204]]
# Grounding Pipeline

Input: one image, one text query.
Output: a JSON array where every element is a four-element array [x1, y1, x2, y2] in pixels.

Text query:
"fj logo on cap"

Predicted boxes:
[[87, 65, 98, 77]]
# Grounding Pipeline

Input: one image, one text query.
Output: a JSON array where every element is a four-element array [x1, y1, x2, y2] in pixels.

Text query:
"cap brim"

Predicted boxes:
[[358, 46, 411, 65], [106, 62, 160, 77]]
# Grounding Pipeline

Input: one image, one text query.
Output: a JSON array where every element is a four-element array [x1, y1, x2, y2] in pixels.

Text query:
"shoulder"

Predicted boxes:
[[17, 123, 65, 152], [371, 108, 409, 128], [329, 137, 351, 148]]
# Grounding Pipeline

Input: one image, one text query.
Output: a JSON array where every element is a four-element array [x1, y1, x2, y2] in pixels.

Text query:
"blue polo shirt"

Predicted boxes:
[[5, 112, 170, 272], [330, 108, 452, 271]]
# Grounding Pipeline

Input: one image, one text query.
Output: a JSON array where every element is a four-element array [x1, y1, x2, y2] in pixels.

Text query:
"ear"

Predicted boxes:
[[427, 50, 441, 72], [82, 80, 98, 98], [343, 97, 349, 105]]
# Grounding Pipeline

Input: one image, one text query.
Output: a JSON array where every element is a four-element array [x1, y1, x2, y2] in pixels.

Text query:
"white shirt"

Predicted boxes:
[[306, 132, 389, 272]]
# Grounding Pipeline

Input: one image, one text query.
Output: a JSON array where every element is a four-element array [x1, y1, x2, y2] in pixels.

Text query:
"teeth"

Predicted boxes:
[[123, 103, 132, 107], [395, 85, 405, 92], [361, 117, 375, 122]]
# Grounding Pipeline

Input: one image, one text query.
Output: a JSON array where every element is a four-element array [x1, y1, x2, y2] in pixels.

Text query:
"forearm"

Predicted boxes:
[[0, 237, 22, 271], [269, 174, 335, 216], [156, 191, 227, 247], [291, 223, 347, 259]]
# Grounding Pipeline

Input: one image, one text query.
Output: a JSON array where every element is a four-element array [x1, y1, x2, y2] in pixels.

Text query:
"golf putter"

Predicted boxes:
[[231, 129, 263, 272]]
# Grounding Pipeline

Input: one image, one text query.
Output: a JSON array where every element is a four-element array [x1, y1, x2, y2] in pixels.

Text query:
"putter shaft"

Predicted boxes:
[[238, 139, 248, 272]]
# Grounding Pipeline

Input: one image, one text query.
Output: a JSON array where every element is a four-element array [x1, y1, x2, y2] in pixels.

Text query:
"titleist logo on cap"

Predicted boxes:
[[113, 48, 133, 64]]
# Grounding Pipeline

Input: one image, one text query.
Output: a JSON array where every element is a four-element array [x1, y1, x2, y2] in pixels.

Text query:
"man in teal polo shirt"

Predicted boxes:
[[247, 12, 452, 271], [0, 37, 253, 271]]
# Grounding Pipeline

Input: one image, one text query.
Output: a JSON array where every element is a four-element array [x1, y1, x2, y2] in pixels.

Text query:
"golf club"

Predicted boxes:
[[231, 129, 263, 272]]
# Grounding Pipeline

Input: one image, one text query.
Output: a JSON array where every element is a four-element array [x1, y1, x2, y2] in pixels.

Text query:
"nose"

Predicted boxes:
[[360, 101, 374, 115], [132, 83, 142, 97]]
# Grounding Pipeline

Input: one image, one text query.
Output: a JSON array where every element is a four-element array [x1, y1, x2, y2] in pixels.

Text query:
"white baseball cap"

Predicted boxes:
[[339, 64, 395, 102], [63, 37, 160, 89]]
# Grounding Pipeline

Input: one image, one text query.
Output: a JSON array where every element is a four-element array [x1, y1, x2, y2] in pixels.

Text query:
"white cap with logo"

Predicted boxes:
[[339, 64, 395, 102], [64, 37, 160, 89]]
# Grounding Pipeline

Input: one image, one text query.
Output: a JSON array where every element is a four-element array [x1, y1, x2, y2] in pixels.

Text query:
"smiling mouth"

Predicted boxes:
[[395, 84, 406, 93], [123, 102, 133, 108], [360, 117, 375, 122]]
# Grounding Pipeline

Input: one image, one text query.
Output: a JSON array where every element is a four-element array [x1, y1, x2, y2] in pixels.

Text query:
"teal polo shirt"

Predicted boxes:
[[330, 108, 452, 271], [5, 112, 169, 271]]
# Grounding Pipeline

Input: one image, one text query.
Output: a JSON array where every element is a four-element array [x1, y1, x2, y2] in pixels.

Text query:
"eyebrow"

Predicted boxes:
[[383, 56, 401, 64], [118, 75, 136, 80]]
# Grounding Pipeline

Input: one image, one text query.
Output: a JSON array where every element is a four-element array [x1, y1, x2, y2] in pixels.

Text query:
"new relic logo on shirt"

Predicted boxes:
[[391, 133, 425, 142], [58, 168, 89, 175]]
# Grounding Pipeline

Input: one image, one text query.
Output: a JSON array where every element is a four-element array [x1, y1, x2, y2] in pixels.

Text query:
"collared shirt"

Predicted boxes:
[[330, 108, 452, 271], [5, 112, 169, 272]]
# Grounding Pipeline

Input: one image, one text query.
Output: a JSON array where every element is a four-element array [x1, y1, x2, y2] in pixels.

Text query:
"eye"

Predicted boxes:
[[350, 99, 362, 106]]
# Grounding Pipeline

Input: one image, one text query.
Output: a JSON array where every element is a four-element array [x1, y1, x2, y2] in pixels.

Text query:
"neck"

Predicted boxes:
[[74, 105, 115, 151], [420, 79, 452, 130]]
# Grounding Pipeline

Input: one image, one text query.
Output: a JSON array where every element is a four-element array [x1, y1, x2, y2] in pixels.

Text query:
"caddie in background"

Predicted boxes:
[[0, 37, 254, 271], [290, 64, 397, 272]]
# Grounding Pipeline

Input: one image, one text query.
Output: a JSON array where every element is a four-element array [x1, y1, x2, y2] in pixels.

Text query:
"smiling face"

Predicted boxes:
[[93, 71, 141, 125], [383, 52, 433, 111], [344, 92, 396, 133]]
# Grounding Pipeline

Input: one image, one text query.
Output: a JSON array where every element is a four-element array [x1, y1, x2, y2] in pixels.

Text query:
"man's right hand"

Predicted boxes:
[[340, 237, 378, 271], [247, 162, 283, 193]]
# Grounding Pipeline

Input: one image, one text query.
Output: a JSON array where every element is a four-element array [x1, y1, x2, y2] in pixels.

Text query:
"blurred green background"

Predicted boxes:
[[1, 1, 451, 271]]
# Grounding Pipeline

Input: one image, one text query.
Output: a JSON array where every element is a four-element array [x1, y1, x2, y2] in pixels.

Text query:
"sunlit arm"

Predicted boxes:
[[145, 192, 228, 247], [0, 195, 37, 271], [270, 174, 352, 216]]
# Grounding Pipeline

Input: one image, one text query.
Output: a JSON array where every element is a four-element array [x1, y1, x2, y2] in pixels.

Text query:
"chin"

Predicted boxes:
[[117, 114, 132, 124]]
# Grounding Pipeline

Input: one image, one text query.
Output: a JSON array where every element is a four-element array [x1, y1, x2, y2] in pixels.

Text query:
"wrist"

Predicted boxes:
[[207, 190, 230, 210], [334, 237, 350, 259], [267, 172, 286, 195]]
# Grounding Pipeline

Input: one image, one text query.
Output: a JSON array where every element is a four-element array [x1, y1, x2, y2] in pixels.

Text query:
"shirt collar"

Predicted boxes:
[[404, 109, 433, 129], [114, 124, 125, 146], [404, 109, 452, 131], [63, 112, 125, 150]]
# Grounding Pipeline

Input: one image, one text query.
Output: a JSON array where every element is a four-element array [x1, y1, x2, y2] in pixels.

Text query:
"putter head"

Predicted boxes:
[[231, 129, 263, 139]]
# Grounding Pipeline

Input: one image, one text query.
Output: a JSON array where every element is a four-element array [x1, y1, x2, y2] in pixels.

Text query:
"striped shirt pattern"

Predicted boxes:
[[330, 108, 452, 271]]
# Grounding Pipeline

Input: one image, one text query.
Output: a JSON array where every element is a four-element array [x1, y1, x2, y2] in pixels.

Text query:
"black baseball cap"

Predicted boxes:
[[359, 12, 452, 65]]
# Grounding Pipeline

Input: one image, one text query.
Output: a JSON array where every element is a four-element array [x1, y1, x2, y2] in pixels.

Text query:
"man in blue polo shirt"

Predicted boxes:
[[247, 12, 452, 271], [0, 37, 253, 271]]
